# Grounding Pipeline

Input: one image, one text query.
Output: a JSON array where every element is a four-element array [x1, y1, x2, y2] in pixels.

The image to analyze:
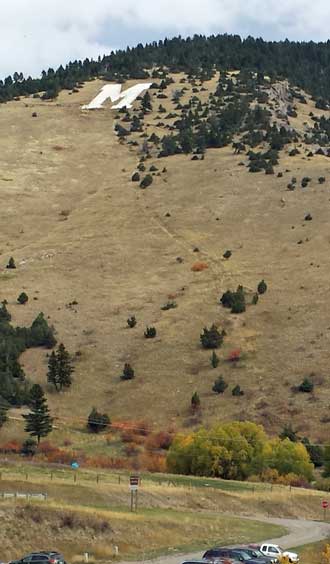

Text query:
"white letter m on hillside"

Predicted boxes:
[[81, 83, 152, 110]]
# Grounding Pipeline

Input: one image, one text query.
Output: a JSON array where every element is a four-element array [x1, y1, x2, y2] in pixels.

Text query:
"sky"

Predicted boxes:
[[1, 0, 330, 78]]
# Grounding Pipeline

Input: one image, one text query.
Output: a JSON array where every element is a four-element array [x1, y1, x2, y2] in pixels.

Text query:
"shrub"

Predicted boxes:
[[131, 172, 140, 182], [191, 391, 201, 410], [252, 293, 259, 305], [144, 326, 157, 338], [140, 174, 153, 189], [121, 363, 135, 380], [232, 385, 244, 396], [200, 324, 225, 349], [21, 438, 37, 456], [212, 376, 228, 394], [161, 300, 177, 310], [298, 377, 314, 393], [137, 163, 146, 172], [87, 407, 110, 433], [223, 250, 232, 259], [127, 315, 137, 328], [17, 292, 28, 305], [319, 176, 326, 184], [6, 257, 16, 269], [257, 280, 267, 294], [210, 351, 219, 368], [191, 261, 208, 271], [220, 286, 246, 313], [145, 431, 173, 450], [228, 349, 241, 362]]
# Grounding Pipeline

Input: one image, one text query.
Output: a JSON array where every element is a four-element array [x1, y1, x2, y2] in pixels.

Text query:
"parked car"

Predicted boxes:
[[9, 552, 66, 564], [240, 547, 278, 564], [182, 559, 236, 564], [259, 544, 299, 563], [203, 547, 263, 564]]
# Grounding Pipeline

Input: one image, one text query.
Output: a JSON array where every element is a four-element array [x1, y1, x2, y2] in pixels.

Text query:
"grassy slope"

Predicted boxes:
[[1, 73, 330, 447]]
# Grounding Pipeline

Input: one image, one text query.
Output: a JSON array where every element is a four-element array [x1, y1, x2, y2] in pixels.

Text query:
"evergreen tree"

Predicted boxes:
[[22, 384, 53, 443], [87, 407, 110, 433], [257, 280, 267, 295], [0, 407, 8, 427], [6, 257, 16, 269], [17, 292, 28, 305], [232, 385, 244, 396], [191, 391, 201, 410], [56, 343, 74, 391], [121, 363, 135, 380], [47, 350, 59, 391], [210, 351, 219, 368], [0, 301, 11, 322], [200, 324, 225, 349], [212, 376, 228, 394], [141, 91, 152, 112], [299, 377, 314, 393]]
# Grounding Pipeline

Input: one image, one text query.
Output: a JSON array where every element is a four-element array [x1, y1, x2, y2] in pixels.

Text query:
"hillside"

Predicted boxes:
[[2, 64, 330, 454]]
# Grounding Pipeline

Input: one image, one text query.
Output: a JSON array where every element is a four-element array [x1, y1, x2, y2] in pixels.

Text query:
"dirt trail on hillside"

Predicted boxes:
[[118, 518, 330, 563]]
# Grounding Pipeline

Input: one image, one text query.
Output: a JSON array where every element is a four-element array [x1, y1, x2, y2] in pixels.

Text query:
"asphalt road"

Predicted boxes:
[[118, 517, 330, 564]]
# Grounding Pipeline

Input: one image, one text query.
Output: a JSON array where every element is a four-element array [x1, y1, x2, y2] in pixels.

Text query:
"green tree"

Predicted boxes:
[[210, 351, 219, 368], [232, 385, 244, 396], [47, 350, 58, 391], [121, 363, 135, 380], [22, 384, 53, 443], [0, 407, 8, 427], [257, 280, 267, 294], [56, 343, 74, 391], [212, 376, 228, 394], [87, 407, 110, 433], [6, 257, 16, 269], [299, 377, 314, 393], [200, 324, 225, 349], [267, 438, 313, 480], [141, 90, 152, 112], [17, 292, 28, 305], [191, 391, 201, 410], [0, 301, 11, 322]]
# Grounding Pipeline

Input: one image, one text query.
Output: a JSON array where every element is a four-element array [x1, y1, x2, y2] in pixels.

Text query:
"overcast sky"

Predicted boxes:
[[2, 0, 330, 78]]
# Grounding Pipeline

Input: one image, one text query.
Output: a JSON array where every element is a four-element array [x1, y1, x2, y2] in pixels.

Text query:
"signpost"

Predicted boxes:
[[322, 500, 328, 520], [129, 475, 140, 512]]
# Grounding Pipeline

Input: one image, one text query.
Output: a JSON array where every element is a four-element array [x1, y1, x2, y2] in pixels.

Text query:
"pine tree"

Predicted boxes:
[[212, 376, 228, 394], [210, 351, 219, 368], [141, 91, 152, 112], [6, 257, 16, 269], [17, 292, 28, 305], [0, 301, 11, 322], [22, 384, 53, 443], [56, 343, 74, 391], [87, 407, 110, 433], [191, 391, 201, 410], [121, 363, 135, 380], [257, 280, 267, 295], [47, 350, 59, 391]]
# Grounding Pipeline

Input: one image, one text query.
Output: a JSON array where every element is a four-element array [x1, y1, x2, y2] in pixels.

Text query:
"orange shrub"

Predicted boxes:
[[228, 349, 241, 362], [138, 453, 167, 472], [145, 431, 173, 450], [0, 440, 21, 453], [191, 261, 208, 272]]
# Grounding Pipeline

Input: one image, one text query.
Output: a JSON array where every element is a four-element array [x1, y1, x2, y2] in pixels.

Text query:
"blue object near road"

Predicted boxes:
[[71, 462, 79, 469]]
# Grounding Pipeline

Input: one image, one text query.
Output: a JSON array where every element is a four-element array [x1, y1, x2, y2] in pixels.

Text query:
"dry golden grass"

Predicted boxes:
[[1, 72, 330, 447]]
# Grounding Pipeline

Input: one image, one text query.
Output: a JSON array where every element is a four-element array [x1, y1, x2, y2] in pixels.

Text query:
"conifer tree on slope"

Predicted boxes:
[[47, 343, 74, 392], [22, 384, 53, 443], [56, 343, 74, 391]]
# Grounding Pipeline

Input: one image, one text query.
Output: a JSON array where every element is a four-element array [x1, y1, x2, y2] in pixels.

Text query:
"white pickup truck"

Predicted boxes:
[[259, 544, 299, 563]]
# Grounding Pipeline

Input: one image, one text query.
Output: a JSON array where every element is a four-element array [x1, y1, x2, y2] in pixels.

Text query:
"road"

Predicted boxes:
[[118, 517, 330, 564]]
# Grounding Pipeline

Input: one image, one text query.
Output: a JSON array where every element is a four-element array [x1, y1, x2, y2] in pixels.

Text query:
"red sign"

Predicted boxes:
[[322, 500, 328, 509]]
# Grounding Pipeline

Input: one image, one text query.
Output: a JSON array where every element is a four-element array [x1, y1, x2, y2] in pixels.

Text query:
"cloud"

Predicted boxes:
[[1, 0, 330, 78]]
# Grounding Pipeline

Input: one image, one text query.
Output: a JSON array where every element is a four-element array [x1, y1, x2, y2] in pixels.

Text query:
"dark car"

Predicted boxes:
[[203, 548, 265, 564], [240, 547, 278, 564], [10, 552, 66, 564], [182, 560, 236, 564]]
